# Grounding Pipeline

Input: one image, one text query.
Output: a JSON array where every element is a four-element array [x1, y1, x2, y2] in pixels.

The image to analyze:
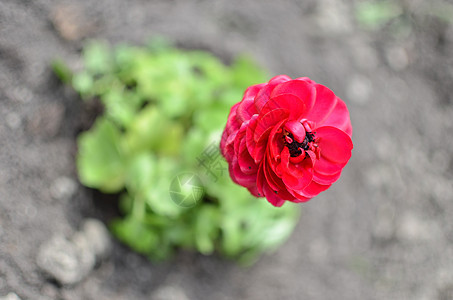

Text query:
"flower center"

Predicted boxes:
[[283, 131, 316, 157]]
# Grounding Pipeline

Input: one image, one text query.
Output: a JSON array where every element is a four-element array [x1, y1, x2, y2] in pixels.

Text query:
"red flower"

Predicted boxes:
[[220, 75, 353, 207]]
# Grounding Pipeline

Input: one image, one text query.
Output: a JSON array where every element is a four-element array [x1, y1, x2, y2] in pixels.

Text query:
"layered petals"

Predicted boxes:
[[220, 75, 353, 207]]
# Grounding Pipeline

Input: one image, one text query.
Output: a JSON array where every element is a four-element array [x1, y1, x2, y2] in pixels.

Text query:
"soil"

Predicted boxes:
[[2, 0, 453, 299]]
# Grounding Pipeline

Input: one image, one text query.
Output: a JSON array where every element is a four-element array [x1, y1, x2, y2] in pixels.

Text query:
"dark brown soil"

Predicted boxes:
[[2, 1, 453, 299]]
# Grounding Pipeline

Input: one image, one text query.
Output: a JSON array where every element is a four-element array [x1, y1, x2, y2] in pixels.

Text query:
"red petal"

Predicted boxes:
[[263, 183, 286, 207], [294, 181, 331, 198], [314, 156, 346, 175], [284, 120, 306, 143], [268, 75, 292, 85], [221, 130, 237, 162], [237, 98, 257, 122], [256, 161, 265, 196], [254, 84, 273, 112], [254, 108, 289, 142], [262, 156, 280, 192], [295, 77, 316, 85], [280, 148, 313, 190], [253, 75, 293, 112], [313, 169, 342, 185], [311, 126, 352, 176], [245, 114, 259, 156], [229, 157, 256, 187], [252, 127, 272, 163], [247, 185, 261, 197], [233, 123, 247, 159], [320, 98, 352, 137], [261, 94, 307, 121], [220, 129, 229, 158], [316, 126, 353, 164], [269, 79, 316, 115], [268, 119, 286, 161], [238, 138, 258, 175], [287, 189, 311, 203], [243, 83, 266, 101], [305, 84, 338, 125], [224, 103, 241, 135]]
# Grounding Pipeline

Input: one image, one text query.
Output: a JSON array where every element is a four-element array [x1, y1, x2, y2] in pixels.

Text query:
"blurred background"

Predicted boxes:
[[1, 0, 453, 299]]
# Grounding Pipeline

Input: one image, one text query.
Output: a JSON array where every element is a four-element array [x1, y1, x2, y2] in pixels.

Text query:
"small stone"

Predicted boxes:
[[27, 102, 65, 137], [11, 86, 33, 103], [316, 0, 352, 34], [5, 113, 21, 130], [152, 286, 190, 300], [40, 283, 59, 300], [37, 235, 95, 285], [50, 176, 78, 200], [51, 4, 95, 41], [80, 219, 111, 259], [71, 232, 97, 266], [347, 75, 372, 105], [0, 293, 21, 300], [17, 203, 37, 219], [396, 212, 439, 242], [386, 46, 409, 71]]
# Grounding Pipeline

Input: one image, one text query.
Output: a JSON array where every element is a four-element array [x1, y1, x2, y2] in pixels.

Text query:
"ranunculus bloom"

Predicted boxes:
[[220, 75, 353, 207]]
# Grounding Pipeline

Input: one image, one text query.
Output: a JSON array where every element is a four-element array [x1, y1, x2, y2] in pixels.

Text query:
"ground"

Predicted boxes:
[[1, 0, 453, 299]]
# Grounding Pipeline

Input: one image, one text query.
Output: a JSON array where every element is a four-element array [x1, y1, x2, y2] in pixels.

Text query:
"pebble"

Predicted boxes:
[[27, 102, 65, 137], [0, 293, 21, 300], [346, 75, 372, 105], [37, 235, 95, 285], [151, 285, 190, 300], [396, 212, 440, 242], [5, 113, 22, 130], [51, 4, 95, 41], [11, 86, 32, 103], [50, 176, 78, 200], [386, 46, 409, 71], [80, 219, 111, 260], [36, 219, 111, 285], [40, 283, 60, 300], [316, 0, 352, 34]]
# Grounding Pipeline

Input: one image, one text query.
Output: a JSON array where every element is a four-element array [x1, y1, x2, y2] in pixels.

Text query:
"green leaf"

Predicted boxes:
[[83, 40, 111, 74], [125, 153, 156, 193], [77, 118, 125, 192], [124, 105, 183, 156], [142, 158, 185, 217], [194, 205, 220, 254], [72, 71, 93, 96], [110, 217, 158, 254], [118, 193, 133, 215], [356, 1, 403, 29], [51, 59, 73, 83]]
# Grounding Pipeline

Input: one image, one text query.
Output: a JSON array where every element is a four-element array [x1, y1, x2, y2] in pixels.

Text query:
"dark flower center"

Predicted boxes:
[[283, 131, 315, 157]]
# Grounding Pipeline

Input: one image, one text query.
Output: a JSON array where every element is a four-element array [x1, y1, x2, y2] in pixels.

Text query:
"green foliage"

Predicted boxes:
[[355, 0, 453, 33], [355, 0, 403, 30], [56, 39, 300, 264]]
